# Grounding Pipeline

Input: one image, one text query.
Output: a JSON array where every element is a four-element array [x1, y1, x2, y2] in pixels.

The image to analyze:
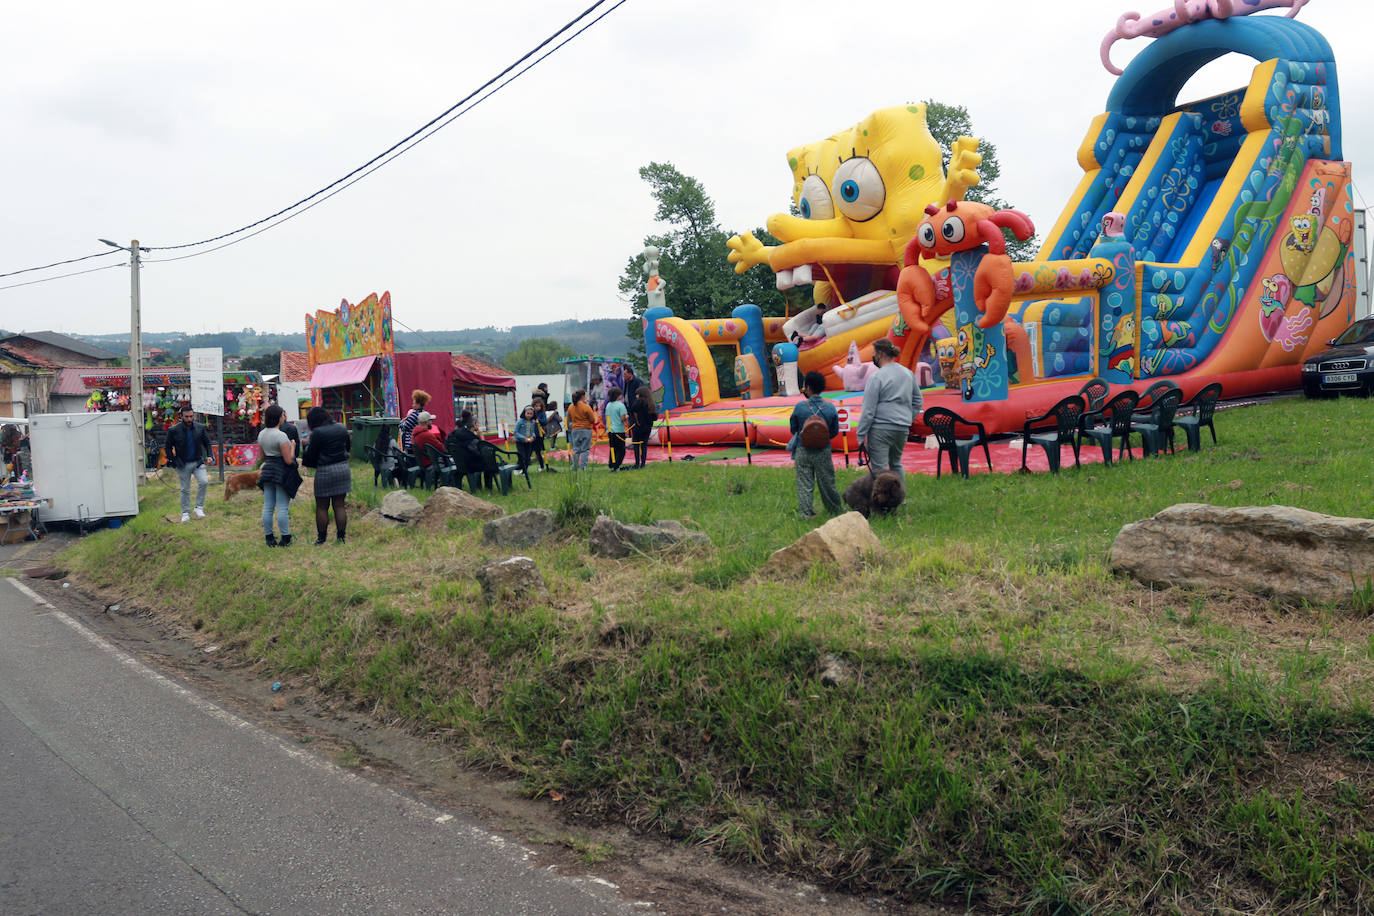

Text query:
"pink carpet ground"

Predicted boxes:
[[547, 437, 1166, 476]]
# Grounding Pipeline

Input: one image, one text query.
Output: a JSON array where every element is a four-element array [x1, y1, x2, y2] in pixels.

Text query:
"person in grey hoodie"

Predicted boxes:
[[855, 338, 922, 484]]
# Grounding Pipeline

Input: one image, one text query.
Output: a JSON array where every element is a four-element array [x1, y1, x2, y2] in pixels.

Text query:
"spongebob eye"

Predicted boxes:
[[917, 222, 937, 249], [831, 157, 885, 221], [798, 175, 834, 220], [941, 217, 966, 244]]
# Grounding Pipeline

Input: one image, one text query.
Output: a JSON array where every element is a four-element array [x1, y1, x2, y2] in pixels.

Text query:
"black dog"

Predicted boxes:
[[842, 470, 906, 518]]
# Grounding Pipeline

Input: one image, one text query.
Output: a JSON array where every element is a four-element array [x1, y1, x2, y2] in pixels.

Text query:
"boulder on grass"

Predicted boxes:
[[1110, 503, 1374, 603], [588, 515, 712, 558], [768, 511, 883, 577], [358, 509, 402, 529], [483, 509, 555, 548], [414, 486, 503, 530], [379, 490, 423, 524], [476, 556, 547, 606]]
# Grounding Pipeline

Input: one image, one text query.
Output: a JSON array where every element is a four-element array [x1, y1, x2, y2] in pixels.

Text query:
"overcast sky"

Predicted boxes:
[[1, 0, 1369, 336]]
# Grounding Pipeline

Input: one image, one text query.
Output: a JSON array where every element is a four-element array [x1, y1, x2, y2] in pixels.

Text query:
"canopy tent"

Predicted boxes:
[[306, 355, 377, 389]]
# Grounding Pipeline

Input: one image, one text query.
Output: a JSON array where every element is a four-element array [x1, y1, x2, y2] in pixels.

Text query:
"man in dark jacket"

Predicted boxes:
[[165, 406, 214, 522]]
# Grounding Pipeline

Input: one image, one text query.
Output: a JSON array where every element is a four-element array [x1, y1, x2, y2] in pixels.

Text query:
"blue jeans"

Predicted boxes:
[[262, 483, 290, 537], [570, 428, 592, 470], [176, 462, 208, 514]]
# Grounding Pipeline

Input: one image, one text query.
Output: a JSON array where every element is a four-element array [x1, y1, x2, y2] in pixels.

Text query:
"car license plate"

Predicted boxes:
[[1324, 373, 1358, 384]]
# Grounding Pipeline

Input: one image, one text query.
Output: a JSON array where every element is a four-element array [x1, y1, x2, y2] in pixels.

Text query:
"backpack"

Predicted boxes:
[[799, 404, 831, 449]]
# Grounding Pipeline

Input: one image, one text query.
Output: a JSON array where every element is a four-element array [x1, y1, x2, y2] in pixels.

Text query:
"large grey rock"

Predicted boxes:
[[414, 486, 503, 531], [379, 489, 423, 523], [359, 509, 402, 529], [483, 508, 555, 548], [476, 556, 547, 606], [1110, 503, 1374, 603], [768, 511, 883, 576], [588, 515, 712, 558]]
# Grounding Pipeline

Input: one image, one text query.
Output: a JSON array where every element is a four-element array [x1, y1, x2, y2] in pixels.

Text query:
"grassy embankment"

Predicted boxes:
[[64, 397, 1374, 913]]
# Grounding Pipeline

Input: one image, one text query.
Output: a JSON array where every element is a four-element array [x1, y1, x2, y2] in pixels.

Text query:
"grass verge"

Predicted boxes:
[[65, 396, 1374, 912]]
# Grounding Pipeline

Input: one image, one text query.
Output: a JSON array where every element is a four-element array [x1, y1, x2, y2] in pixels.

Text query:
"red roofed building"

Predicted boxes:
[[279, 351, 311, 382], [0, 341, 60, 417]]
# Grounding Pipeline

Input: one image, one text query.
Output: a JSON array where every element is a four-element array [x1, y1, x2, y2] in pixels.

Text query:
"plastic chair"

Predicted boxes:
[[1078, 390, 1138, 466], [1128, 388, 1182, 457], [475, 441, 531, 495], [421, 444, 460, 489], [363, 443, 397, 487], [393, 447, 422, 489], [1174, 382, 1222, 452], [1078, 377, 1111, 414], [922, 407, 992, 478], [1020, 395, 1085, 473], [1134, 379, 1181, 416]]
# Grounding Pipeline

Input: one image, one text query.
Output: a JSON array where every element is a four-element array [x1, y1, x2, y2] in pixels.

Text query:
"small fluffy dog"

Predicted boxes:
[[224, 470, 261, 500], [842, 470, 906, 518]]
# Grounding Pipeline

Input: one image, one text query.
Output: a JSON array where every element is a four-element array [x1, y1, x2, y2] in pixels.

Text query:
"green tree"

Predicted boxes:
[[502, 337, 577, 375], [923, 100, 1042, 262], [618, 162, 794, 364], [238, 352, 280, 375]]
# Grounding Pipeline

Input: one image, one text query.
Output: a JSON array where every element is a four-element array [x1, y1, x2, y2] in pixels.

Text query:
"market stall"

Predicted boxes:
[[78, 367, 272, 467]]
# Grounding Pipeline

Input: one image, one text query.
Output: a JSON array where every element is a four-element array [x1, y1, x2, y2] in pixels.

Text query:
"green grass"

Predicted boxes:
[[66, 396, 1374, 912]]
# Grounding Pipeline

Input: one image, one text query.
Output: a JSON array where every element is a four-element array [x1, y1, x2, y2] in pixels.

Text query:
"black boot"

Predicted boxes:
[[336, 534, 347, 545], [313, 534, 327, 546], [265, 534, 278, 547], [278, 534, 292, 547]]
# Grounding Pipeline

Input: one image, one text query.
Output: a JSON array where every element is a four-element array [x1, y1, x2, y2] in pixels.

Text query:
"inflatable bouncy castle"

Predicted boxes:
[[643, 1, 1364, 447]]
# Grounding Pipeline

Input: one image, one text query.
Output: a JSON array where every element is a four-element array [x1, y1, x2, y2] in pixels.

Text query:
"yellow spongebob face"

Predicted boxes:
[[763, 105, 969, 303], [1111, 313, 1136, 350], [1290, 216, 1314, 249]]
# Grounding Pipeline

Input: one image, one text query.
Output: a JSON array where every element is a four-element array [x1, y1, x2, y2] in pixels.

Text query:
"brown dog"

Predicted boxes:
[[842, 470, 905, 518], [224, 470, 261, 500]]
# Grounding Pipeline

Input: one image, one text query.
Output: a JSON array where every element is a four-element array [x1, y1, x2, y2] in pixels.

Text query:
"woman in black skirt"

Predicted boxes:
[[303, 406, 352, 545]]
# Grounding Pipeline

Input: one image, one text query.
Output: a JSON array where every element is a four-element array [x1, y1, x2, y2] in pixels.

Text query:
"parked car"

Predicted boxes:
[[1301, 317, 1374, 397]]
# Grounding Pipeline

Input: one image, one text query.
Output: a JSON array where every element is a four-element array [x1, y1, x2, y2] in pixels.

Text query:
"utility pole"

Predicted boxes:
[[100, 238, 147, 479]]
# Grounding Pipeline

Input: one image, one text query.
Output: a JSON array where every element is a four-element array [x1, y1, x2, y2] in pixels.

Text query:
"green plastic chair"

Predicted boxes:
[[1078, 390, 1138, 465], [1174, 383, 1222, 452], [1128, 388, 1182, 456], [923, 407, 992, 478], [1021, 395, 1085, 473]]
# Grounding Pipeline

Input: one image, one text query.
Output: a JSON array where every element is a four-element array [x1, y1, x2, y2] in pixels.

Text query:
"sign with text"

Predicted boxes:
[[189, 348, 224, 416]]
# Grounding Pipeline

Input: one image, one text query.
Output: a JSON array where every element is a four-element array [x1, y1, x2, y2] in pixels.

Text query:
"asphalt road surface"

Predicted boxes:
[[0, 578, 654, 915]]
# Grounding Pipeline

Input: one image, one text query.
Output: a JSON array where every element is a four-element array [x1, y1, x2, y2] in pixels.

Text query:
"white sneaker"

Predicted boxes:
[[193, 507, 206, 519], [181, 512, 191, 523]]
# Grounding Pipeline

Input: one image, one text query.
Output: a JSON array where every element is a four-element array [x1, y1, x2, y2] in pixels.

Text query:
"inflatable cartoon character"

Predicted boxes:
[[726, 105, 983, 309], [831, 340, 877, 391], [771, 343, 800, 397], [897, 200, 1036, 342]]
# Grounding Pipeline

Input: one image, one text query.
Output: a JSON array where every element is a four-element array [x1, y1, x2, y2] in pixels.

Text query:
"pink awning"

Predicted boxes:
[[308, 355, 377, 389]]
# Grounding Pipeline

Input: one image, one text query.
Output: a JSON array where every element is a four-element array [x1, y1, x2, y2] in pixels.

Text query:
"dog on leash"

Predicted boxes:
[[842, 470, 905, 518], [224, 470, 261, 500]]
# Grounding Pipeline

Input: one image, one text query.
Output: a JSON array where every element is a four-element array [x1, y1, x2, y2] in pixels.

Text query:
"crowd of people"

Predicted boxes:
[[167, 345, 917, 548]]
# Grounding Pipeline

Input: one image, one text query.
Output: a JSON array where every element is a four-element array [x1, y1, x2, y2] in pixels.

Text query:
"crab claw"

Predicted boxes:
[[973, 254, 1015, 330]]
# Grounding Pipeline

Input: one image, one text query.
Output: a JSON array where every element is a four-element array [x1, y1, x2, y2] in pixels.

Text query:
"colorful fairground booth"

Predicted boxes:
[[77, 366, 272, 466], [306, 291, 517, 440]]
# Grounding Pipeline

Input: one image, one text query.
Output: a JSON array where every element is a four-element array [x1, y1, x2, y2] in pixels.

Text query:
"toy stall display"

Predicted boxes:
[[78, 369, 274, 466]]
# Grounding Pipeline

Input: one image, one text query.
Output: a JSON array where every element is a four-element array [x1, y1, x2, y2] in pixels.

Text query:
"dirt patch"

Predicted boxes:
[[26, 572, 968, 916]]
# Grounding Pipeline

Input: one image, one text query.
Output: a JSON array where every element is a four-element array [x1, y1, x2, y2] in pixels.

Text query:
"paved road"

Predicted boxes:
[[0, 578, 653, 915]]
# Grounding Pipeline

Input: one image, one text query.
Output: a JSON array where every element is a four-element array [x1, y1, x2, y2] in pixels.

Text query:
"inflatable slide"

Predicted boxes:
[[644, 2, 1361, 446]]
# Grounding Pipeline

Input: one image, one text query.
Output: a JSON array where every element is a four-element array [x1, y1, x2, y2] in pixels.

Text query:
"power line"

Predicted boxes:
[[0, 262, 124, 292], [0, 0, 629, 285], [143, 0, 630, 266], [0, 249, 121, 280], [143, 0, 620, 254]]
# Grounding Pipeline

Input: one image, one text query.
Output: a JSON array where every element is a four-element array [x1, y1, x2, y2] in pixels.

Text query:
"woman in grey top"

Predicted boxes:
[[855, 338, 922, 484], [256, 404, 296, 547]]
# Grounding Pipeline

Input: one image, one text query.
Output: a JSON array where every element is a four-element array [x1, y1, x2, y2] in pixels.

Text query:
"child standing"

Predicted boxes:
[[787, 371, 842, 519]]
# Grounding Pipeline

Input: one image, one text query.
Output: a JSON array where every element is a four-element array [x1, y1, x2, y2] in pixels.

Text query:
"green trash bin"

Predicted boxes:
[[350, 416, 401, 461]]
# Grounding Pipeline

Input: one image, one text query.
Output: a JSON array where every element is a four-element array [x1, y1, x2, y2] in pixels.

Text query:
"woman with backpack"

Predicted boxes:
[[787, 370, 841, 519]]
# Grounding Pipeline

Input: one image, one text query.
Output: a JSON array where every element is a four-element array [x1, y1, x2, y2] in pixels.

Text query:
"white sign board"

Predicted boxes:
[[189, 347, 224, 416]]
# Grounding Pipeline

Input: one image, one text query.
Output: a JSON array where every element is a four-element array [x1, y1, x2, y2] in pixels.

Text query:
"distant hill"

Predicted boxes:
[[61, 318, 633, 365]]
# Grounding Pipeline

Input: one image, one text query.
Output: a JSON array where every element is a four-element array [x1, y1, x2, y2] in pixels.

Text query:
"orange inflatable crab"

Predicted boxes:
[[895, 201, 1035, 365]]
